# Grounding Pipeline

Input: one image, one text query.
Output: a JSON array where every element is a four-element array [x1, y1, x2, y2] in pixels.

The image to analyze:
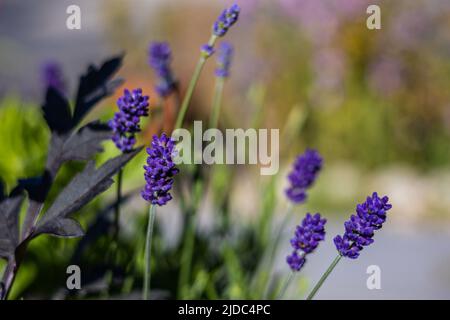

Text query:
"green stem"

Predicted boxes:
[[143, 205, 156, 300], [209, 76, 225, 128], [177, 181, 203, 298], [306, 254, 342, 300], [259, 204, 293, 297], [277, 271, 295, 300], [113, 169, 123, 242], [174, 35, 217, 130]]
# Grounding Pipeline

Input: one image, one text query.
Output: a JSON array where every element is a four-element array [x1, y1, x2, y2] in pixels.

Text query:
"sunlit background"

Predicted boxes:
[[1, 0, 450, 299]]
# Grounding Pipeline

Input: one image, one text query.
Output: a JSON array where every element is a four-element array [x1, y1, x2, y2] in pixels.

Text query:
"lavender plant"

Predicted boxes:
[[306, 192, 392, 300], [141, 133, 179, 299], [0, 55, 141, 300], [174, 3, 240, 129], [258, 149, 323, 298], [278, 213, 326, 298], [109, 88, 149, 241]]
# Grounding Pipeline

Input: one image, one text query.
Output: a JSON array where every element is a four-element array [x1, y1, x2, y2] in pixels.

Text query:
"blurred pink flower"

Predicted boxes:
[[368, 56, 404, 96]]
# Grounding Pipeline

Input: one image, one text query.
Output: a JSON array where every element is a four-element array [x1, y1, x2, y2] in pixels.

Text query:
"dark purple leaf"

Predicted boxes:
[[73, 55, 124, 126], [17, 171, 52, 203], [33, 147, 142, 238], [36, 218, 84, 238], [60, 121, 112, 163], [42, 87, 72, 134], [0, 193, 25, 260]]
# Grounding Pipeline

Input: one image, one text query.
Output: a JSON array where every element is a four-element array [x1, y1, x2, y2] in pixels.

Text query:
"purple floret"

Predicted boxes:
[[287, 213, 327, 272], [286, 251, 306, 272]]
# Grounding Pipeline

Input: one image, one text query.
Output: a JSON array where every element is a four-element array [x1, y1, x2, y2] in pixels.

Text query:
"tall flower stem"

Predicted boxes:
[[306, 254, 342, 300], [259, 204, 293, 297], [277, 271, 295, 300], [177, 181, 203, 298], [174, 35, 217, 130], [209, 76, 225, 128], [143, 204, 156, 300], [113, 169, 123, 242]]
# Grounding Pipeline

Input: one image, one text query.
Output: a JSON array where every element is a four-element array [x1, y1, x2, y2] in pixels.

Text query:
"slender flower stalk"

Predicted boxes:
[[306, 255, 342, 300], [174, 35, 217, 130], [277, 270, 295, 299], [178, 180, 204, 298], [141, 134, 179, 299], [209, 42, 233, 128], [143, 204, 156, 300], [174, 4, 240, 129], [113, 169, 123, 242], [210, 77, 225, 128], [306, 192, 392, 300]]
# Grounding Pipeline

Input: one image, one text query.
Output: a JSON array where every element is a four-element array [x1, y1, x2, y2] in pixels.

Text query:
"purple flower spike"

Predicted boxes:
[[109, 88, 149, 153], [41, 61, 66, 95], [290, 213, 327, 254], [285, 149, 323, 204], [215, 42, 233, 78], [148, 42, 177, 97], [287, 213, 326, 272], [213, 4, 240, 37], [286, 251, 306, 272], [334, 192, 392, 259], [141, 133, 179, 206]]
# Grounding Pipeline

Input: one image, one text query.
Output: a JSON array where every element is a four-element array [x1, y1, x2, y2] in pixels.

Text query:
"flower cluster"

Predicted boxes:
[[41, 61, 66, 95], [201, 44, 215, 58], [215, 42, 233, 78], [213, 4, 240, 37], [148, 42, 177, 97], [285, 149, 323, 204], [287, 213, 326, 271], [334, 192, 392, 259], [109, 88, 149, 152], [141, 133, 179, 206]]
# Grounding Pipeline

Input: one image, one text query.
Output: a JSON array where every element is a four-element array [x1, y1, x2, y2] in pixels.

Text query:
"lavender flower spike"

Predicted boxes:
[[213, 4, 240, 37], [285, 149, 323, 204], [109, 88, 149, 152], [141, 133, 179, 206], [334, 192, 392, 259], [216, 42, 233, 78], [148, 42, 177, 97], [41, 61, 66, 95], [287, 213, 326, 272]]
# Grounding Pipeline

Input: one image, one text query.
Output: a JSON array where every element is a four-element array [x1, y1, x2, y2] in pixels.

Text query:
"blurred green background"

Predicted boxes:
[[0, 0, 450, 299]]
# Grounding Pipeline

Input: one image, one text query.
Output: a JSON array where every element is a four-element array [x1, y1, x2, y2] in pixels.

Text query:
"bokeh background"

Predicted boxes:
[[1, 0, 450, 299]]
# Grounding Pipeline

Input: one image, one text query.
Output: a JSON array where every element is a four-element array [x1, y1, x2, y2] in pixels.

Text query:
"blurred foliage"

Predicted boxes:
[[1, 0, 450, 300]]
